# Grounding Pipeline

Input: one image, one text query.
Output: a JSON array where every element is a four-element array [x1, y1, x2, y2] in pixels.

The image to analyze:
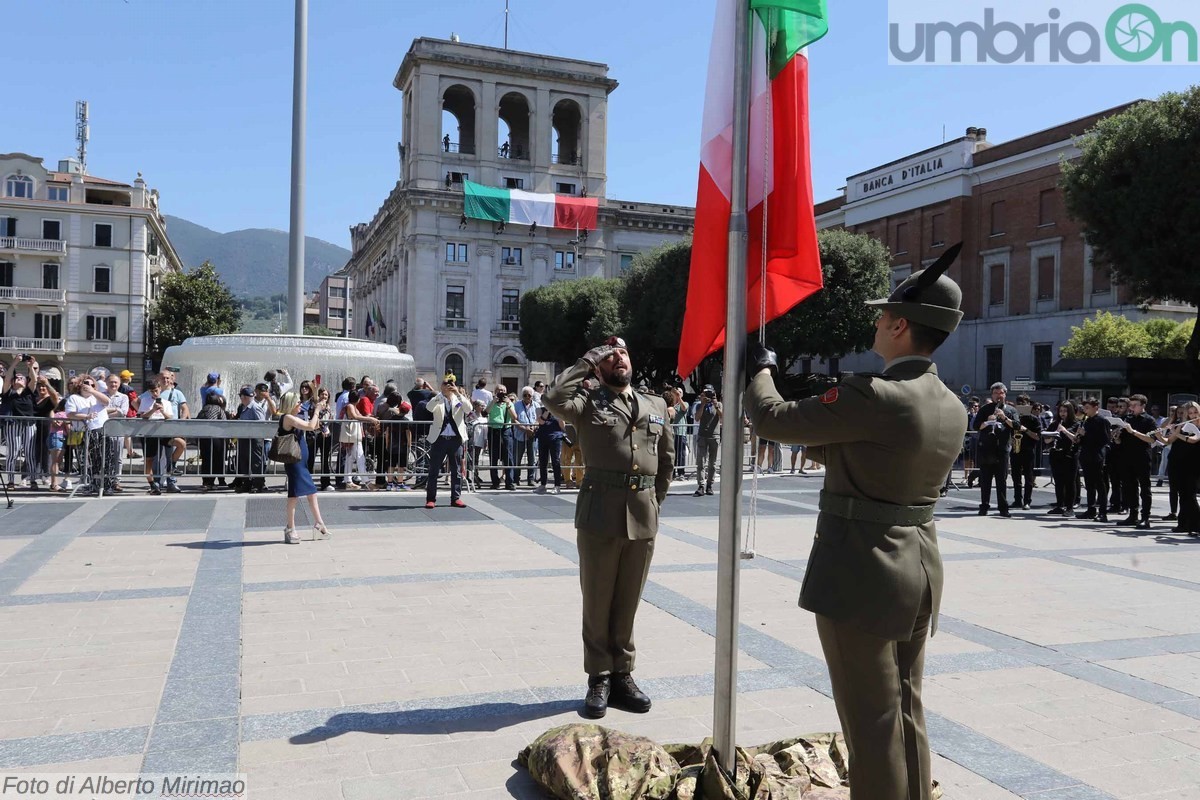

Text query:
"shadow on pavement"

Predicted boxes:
[[165, 540, 277, 549], [289, 699, 578, 744]]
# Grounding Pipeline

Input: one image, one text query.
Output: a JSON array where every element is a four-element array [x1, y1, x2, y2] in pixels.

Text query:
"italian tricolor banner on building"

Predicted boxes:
[[462, 180, 599, 230], [677, 0, 828, 378]]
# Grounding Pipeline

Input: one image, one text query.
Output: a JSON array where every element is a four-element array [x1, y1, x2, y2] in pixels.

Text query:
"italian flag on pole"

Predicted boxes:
[[677, 0, 828, 378], [462, 180, 599, 230]]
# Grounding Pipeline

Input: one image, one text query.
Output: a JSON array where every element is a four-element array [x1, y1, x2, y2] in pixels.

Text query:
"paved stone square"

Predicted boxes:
[[1, 476, 1199, 798]]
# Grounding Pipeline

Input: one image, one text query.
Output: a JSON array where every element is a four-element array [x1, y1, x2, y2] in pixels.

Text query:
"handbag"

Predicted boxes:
[[268, 430, 302, 464], [339, 419, 362, 444]]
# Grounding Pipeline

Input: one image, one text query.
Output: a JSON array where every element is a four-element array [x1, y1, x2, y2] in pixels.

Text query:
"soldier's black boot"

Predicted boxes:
[[610, 672, 652, 713], [583, 675, 609, 719]]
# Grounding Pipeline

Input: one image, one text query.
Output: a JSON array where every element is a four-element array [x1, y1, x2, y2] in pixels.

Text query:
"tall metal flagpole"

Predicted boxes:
[[713, 0, 753, 774], [286, 0, 308, 335]]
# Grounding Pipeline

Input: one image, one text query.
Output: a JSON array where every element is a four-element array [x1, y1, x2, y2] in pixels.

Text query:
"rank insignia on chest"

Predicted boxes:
[[648, 414, 666, 425], [820, 388, 839, 404]]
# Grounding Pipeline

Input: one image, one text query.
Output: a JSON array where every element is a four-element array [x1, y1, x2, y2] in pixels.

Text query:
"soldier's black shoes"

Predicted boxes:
[[1075, 510, 1096, 519], [1120, 516, 1139, 526], [704, 487, 714, 496], [610, 673, 652, 713], [583, 676, 610, 719], [693, 487, 705, 497], [997, 511, 1012, 518], [1135, 519, 1151, 530]]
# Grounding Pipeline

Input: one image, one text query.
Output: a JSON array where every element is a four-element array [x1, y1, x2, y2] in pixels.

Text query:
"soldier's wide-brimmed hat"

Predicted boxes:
[[865, 242, 964, 333]]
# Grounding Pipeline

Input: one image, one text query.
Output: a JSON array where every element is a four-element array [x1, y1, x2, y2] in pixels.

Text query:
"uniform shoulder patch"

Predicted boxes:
[[820, 388, 839, 404]]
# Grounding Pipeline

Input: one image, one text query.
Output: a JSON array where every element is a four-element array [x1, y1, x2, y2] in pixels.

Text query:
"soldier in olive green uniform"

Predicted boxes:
[[745, 246, 968, 800], [543, 336, 675, 719]]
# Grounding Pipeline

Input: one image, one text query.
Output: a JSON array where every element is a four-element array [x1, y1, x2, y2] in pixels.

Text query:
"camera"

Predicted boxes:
[[702, 389, 715, 398], [18, 354, 31, 363]]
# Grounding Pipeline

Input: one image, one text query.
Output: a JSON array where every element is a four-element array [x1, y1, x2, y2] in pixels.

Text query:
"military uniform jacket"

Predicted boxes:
[[745, 359, 967, 640], [543, 359, 675, 540]]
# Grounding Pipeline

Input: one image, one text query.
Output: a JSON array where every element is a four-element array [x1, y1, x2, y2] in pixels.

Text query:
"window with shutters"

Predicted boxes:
[[931, 213, 945, 247], [986, 346, 1003, 387], [42, 263, 59, 290], [86, 315, 117, 341], [1037, 256, 1055, 300], [94, 266, 111, 293], [0, 217, 15, 237], [894, 222, 908, 255], [35, 313, 62, 339], [989, 200, 1005, 235], [1033, 343, 1053, 383], [1038, 189, 1055, 226], [94, 223, 113, 248], [0, 312, 5, 337], [988, 263, 1005, 306], [42, 220, 61, 240], [0, 262, 12, 287]]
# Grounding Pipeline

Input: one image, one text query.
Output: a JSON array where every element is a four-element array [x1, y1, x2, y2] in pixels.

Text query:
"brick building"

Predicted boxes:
[[814, 103, 1192, 403]]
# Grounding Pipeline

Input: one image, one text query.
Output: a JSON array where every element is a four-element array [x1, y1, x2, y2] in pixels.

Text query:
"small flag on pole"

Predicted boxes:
[[677, 0, 828, 378]]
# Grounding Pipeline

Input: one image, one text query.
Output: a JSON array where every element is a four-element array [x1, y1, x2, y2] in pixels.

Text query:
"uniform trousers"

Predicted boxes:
[[1049, 453, 1077, 509], [696, 436, 720, 489], [1121, 450, 1153, 521], [1010, 450, 1037, 507], [976, 457, 1009, 514], [1079, 449, 1108, 514], [1106, 450, 1124, 510], [576, 532, 655, 676], [816, 586, 934, 800]]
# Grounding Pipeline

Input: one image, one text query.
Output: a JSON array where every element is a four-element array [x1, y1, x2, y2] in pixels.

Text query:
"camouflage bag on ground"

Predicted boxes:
[[519, 723, 679, 800], [519, 725, 942, 799]]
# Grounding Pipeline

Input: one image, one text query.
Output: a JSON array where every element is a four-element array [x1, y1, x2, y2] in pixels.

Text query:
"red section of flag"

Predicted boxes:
[[820, 387, 839, 404], [677, 54, 823, 378], [554, 196, 599, 231]]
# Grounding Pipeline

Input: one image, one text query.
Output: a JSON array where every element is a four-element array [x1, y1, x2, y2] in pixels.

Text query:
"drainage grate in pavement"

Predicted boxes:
[[0, 501, 84, 536], [85, 499, 215, 534], [244, 495, 489, 529]]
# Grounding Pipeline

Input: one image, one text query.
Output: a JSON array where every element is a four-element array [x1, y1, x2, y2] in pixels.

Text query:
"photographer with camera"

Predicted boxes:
[[692, 385, 722, 496], [1, 356, 39, 489]]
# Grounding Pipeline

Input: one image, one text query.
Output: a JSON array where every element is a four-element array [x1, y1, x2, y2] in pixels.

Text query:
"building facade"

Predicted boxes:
[[814, 105, 1193, 403], [345, 38, 693, 389], [1, 152, 183, 383], [317, 268, 352, 337]]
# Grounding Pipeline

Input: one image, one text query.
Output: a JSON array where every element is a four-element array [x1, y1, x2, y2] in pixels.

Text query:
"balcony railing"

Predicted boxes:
[[442, 317, 468, 330], [0, 337, 64, 353], [498, 320, 520, 333], [441, 141, 474, 155], [148, 253, 164, 270], [0, 287, 67, 304], [551, 153, 580, 165], [0, 237, 67, 254], [497, 147, 529, 160]]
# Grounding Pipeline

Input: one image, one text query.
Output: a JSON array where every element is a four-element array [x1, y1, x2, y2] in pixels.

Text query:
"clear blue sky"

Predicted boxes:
[[11, 0, 1193, 249]]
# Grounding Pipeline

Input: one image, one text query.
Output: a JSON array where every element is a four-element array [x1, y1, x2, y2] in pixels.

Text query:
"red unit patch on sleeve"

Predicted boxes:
[[820, 388, 839, 404]]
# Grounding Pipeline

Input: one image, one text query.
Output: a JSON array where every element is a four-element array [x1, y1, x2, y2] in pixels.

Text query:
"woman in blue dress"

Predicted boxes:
[[279, 392, 329, 544]]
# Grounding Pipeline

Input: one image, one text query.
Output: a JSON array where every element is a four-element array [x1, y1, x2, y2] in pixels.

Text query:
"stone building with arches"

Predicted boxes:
[[344, 37, 693, 388]]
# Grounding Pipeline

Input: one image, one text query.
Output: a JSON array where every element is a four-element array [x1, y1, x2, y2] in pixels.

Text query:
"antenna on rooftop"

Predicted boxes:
[[504, 0, 510, 49], [75, 100, 89, 174]]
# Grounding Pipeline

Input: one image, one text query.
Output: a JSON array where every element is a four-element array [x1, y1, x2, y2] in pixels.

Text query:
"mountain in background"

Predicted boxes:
[[163, 215, 351, 297]]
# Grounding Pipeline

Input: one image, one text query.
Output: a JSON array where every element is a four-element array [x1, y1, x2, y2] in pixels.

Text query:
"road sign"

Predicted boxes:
[[1011, 377, 1037, 392], [960, 385, 971, 396]]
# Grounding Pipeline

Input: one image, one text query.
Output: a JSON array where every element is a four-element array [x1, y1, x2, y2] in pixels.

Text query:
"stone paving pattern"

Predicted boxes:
[[1, 477, 1199, 798]]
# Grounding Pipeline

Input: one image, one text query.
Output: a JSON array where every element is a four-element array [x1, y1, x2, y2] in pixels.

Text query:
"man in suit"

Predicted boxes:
[[542, 335, 674, 719], [745, 244, 967, 800], [423, 374, 468, 509], [976, 383, 1019, 517]]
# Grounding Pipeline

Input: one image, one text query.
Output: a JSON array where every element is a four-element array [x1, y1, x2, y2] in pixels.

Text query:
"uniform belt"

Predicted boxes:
[[584, 468, 657, 491], [819, 491, 935, 526]]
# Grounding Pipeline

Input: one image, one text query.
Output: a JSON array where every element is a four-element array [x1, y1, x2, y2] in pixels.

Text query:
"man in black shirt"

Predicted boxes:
[[976, 382, 1019, 517], [1076, 398, 1111, 521], [1105, 397, 1127, 514], [1009, 394, 1043, 510], [1119, 393, 1157, 529]]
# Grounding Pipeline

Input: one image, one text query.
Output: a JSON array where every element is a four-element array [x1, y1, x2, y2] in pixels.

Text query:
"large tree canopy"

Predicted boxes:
[[620, 240, 694, 387], [1061, 86, 1200, 380], [1060, 311, 1152, 359], [765, 228, 892, 373], [519, 277, 623, 366], [149, 261, 240, 357]]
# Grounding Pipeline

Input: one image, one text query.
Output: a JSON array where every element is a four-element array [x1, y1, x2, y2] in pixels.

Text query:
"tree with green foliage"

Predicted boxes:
[[620, 240, 694, 387], [1061, 86, 1200, 382], [1060, 311, 1152, 359], [1159, 319, 1196, 360], [519, 277, 623, 366], [765, 229, 892, 373], [149, 261, 241, 358], [303, 324, 339, 337]]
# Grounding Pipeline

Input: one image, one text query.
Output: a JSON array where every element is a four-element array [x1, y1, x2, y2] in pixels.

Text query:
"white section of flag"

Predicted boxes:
[[509, 189, 556, 226]]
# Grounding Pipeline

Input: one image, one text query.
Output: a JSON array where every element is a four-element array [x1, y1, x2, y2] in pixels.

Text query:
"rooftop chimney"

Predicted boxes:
[[449, 32, 460, 42]]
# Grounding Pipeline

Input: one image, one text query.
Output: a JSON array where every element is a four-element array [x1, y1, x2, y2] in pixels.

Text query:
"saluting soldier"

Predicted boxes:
[[745, 244, 968, 800], [542, 335, 675, 719]]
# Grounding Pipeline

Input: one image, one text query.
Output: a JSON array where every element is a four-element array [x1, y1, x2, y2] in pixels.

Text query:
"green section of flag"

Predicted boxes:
[[750, 0, 828, 77], [463, 180, 510, 223]]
